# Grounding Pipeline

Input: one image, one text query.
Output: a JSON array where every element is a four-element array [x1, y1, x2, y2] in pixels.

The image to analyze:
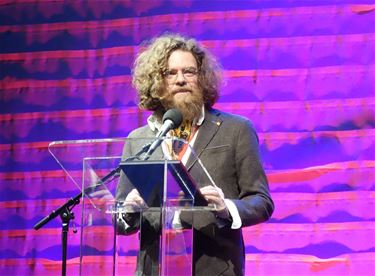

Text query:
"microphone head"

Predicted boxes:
[[162, 109, 183, 128]]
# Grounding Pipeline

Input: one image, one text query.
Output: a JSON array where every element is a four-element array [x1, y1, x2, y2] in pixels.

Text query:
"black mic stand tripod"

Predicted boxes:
[[32, 140, 156, 276], [33, 166, 122, 276]]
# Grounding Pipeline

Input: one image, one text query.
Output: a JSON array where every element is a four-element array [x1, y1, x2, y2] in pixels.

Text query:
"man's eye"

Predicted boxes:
[[184, 68, 197, 75], [166, 70, 177, 76]]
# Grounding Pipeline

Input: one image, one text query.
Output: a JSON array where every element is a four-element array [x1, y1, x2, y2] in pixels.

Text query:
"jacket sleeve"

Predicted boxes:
[[115, 137, 141, 235], [115, 132, 162, 236], [231, 119, 274, 227]]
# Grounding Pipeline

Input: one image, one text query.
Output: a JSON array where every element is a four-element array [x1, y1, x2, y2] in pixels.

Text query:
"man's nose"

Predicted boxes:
[[175, 71, 187, 84]]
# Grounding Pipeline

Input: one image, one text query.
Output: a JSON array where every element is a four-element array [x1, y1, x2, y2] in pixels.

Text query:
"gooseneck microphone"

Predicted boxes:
[[143, 109, 183, 160]]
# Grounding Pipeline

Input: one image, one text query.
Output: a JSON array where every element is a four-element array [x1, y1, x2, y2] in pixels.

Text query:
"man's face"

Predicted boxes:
[[160, 50, 203, 122]]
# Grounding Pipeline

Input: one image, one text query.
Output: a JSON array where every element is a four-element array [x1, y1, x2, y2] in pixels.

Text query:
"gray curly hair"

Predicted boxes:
[[132, 34, 222, 111]]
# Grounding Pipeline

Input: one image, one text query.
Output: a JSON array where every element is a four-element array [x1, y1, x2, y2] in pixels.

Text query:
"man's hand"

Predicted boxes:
[[123, 188, 148, 211], [200, 186, 230, 219]]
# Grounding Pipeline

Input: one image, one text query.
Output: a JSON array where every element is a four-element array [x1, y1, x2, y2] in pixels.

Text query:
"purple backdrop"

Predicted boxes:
[[0, 1, 374, 275]]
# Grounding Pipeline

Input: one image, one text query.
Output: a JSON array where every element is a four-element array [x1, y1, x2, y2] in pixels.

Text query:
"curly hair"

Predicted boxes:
[[132, 34, 222, 111]]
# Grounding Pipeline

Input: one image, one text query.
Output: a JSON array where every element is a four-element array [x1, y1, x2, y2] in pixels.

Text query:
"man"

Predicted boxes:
[[116, 34, 274, 275]]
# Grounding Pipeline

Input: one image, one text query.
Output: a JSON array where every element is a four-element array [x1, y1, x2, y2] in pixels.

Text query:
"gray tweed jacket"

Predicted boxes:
[[116, 108, 274, 276]]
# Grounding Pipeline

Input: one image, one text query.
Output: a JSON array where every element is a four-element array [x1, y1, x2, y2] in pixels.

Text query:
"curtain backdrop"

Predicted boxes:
[[0, 1, 374, 275]]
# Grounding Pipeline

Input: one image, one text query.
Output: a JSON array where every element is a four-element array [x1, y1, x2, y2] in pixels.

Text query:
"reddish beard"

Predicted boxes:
[[160, 88, 203, 122]]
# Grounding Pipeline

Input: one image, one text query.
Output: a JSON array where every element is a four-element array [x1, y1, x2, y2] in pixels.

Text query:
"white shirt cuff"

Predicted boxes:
[[119, 213, 131, 230], [224, 199, 242, 229]]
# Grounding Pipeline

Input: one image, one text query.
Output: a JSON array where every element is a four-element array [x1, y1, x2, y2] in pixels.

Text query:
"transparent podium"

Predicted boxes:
[[48, 137, 215, 275]]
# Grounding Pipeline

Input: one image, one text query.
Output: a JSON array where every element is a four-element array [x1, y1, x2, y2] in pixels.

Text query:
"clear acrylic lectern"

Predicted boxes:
[[48, 137, 216, 275]]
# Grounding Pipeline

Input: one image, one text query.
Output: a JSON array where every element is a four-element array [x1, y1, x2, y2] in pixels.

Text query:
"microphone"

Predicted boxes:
[[143, 109, 183, 160]]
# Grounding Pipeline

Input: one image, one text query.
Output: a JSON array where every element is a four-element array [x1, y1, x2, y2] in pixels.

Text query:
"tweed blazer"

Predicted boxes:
[[116, 108, 274, 276]]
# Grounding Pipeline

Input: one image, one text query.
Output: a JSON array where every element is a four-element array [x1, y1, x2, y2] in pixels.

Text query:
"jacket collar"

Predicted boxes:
[[185, 108, 223, 170]]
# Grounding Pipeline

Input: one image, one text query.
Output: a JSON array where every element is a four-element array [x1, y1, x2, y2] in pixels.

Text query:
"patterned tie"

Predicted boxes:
[[170, 121, 193, 160], [172, 121, 192, 140]]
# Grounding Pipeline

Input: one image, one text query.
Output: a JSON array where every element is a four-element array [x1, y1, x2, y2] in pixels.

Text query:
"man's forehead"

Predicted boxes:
[[167, 50, 197, 68]]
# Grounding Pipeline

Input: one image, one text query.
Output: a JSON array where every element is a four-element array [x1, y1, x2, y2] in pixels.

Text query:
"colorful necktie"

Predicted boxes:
[[170, 121, 199, 160]]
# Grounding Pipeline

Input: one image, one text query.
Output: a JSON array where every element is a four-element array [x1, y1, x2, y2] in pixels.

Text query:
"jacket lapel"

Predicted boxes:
[[186, 109, 223, 171]]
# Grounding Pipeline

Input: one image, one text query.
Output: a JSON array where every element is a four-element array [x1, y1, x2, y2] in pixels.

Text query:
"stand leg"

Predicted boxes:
[[61, 207, 73, 276], [33, 194, 80, 275]]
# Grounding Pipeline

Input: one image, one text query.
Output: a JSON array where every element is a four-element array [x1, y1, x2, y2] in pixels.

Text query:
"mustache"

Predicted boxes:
[[172, 88, 192, 94]]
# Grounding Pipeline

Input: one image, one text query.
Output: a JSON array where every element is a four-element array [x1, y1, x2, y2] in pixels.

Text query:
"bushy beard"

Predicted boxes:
[[160, 88, 203, 122]]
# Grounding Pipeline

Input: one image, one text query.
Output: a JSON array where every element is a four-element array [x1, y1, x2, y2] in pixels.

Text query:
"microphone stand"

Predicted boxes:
[[33, 141, 154, 276], [33, 166, 122, 276]]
